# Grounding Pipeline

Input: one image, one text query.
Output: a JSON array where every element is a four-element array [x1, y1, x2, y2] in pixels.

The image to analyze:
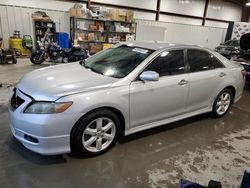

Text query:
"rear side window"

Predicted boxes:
[[145, 50, 185, 77], [212, 56, 224, 68], [187, 50, 224, 72]]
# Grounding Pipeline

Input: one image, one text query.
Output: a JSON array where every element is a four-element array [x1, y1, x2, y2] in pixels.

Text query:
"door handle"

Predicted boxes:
[[219, 72, 226, 77], [178, 79, 189, 86]]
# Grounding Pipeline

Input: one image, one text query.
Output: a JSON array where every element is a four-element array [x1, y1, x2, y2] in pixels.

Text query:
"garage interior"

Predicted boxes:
[[0, 0, 250, 187]]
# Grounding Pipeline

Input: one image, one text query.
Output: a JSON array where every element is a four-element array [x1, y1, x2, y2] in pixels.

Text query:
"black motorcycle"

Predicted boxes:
[[30, 29, 89, 64]]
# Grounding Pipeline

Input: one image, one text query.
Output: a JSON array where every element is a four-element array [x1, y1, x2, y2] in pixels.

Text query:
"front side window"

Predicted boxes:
[[145, 50, 185, 77], [82, 45, 154, 78]]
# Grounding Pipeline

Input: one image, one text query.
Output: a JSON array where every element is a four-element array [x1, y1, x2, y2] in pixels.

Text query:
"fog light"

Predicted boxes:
[[24, 134, 39, 143]]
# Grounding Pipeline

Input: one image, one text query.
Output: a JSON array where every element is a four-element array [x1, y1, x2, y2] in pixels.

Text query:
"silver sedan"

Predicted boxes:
[[9, 42, 245, 156]]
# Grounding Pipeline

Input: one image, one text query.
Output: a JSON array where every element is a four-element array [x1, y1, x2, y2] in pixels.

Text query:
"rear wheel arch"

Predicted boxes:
[[223, 85, 236, 102]]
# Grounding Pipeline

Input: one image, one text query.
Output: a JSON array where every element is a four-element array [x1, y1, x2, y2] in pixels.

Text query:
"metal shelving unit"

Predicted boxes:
[[70, 17, 136, 54], [33, 19, 56, 49]]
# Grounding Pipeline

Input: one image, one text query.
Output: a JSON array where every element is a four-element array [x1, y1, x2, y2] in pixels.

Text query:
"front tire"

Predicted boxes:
[[71, 109, 121, 157], [212, 88, 233, 118], [30, 52, 45, 64]]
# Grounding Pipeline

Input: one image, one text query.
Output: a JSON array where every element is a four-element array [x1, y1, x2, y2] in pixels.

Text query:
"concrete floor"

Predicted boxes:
[[0, 59, 250, 188]]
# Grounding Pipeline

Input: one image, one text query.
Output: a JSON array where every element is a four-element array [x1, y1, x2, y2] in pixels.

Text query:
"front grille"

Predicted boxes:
[[242, 64, 250, 72], [11, 89, 25, 110]]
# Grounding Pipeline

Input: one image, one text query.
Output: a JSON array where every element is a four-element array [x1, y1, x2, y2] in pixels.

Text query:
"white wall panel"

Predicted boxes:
[[205, 20, 229, 29], [92, 0, 157, 10], [134, 11, 156, 21], [0, 4, 70, 48], [160, 0, 205, 17], [14, 7, 24, 33], [159, 14, 202, 26], [0, 0, 81, 11], [136, 20, 227, 49], [21, 7, 33, 36], [207, 0, 242, 21], [6, 6, 16, 37], [0, 6, 10, 48]]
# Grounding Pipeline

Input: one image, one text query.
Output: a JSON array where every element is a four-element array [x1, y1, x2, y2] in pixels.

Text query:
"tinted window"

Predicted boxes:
[[145, 50, 185, 77], [212, 56, 224, 68], [187, 50, 214, 72]]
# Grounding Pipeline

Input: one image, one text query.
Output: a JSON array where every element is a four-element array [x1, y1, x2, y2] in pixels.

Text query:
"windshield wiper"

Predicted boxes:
[[80, 60, 104, 75], [80, 60, 86, 67]]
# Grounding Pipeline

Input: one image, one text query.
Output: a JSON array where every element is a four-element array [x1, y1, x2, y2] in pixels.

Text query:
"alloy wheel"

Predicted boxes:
[[82, 117, 116, 152], [216, 92, 231, 115]]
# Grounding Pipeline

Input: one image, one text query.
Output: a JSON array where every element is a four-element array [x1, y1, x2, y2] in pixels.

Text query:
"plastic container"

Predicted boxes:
[[56, 32, 69, 48]]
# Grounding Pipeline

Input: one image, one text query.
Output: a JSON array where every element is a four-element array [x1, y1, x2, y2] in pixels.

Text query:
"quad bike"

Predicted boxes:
[[0, 37, 17, 64], [30, 29, 89, 64]]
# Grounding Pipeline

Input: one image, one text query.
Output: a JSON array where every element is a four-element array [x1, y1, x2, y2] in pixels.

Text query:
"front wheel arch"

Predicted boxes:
[[71, 107, 126, 137], [70, 107, 126, 154]]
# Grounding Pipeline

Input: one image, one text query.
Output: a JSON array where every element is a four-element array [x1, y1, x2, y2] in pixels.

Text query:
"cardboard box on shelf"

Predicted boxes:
[[90, 45, 102, 54], [109, 9, 126, 21], [89, 25, 98, 30], [96, 22, 104, 31], [119, 9, 126, 16], [70, 8, 82, 18], [126, 10, 134, 22], [87, 33, 95, 41]]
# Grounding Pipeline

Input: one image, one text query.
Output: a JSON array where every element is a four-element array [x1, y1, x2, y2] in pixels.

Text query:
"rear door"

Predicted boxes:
[[186, 49, 226, 112]]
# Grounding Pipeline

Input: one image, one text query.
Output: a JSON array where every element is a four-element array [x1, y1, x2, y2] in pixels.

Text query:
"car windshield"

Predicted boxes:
[[81, 45, 154, 78], [230, 40, 240, 46]]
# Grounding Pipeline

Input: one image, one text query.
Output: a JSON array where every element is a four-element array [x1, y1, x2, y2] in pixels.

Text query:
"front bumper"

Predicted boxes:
[[8, 89, 73, 155]]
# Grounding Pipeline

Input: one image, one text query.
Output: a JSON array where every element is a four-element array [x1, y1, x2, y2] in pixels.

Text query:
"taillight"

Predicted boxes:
[[241, 69, 246, 79]]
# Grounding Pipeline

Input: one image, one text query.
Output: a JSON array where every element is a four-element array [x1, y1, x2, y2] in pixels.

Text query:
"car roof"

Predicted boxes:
[[121, 41, 204, 50]]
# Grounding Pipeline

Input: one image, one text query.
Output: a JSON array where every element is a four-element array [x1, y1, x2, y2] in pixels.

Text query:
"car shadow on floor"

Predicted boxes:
[[8, 137, 68, 165], [119, 113, 210, 144]]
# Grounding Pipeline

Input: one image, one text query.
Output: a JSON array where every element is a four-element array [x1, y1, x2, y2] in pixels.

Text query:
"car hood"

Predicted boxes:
[[216, 45, 239, 50], [17, 62, 118, 101]]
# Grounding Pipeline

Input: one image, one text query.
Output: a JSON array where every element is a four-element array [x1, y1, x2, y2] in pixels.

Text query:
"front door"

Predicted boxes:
[[129, 49, 189, 128]]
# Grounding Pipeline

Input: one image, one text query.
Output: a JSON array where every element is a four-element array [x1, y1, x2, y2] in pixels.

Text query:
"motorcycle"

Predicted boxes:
[[30, 29, 89, 64]]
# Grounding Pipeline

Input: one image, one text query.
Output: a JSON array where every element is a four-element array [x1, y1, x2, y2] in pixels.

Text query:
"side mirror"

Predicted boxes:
[[139, 71, 159, 81]]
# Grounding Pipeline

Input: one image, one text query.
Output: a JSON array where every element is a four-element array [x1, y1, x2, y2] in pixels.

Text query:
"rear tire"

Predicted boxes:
[[12, 57, 17, 64], [211, 88, 233, 118], [71, 109, 121, 157]]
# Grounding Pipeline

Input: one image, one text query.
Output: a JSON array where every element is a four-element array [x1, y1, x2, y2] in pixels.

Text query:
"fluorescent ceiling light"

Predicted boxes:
[[246, 1, 250, 6]]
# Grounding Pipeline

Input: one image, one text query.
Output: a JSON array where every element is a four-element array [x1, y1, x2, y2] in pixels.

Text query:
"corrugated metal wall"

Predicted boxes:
[[0, 5, 70, 48]]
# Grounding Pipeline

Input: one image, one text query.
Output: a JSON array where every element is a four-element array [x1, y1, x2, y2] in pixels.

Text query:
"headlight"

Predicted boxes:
[[24, 102, 73, 114]]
